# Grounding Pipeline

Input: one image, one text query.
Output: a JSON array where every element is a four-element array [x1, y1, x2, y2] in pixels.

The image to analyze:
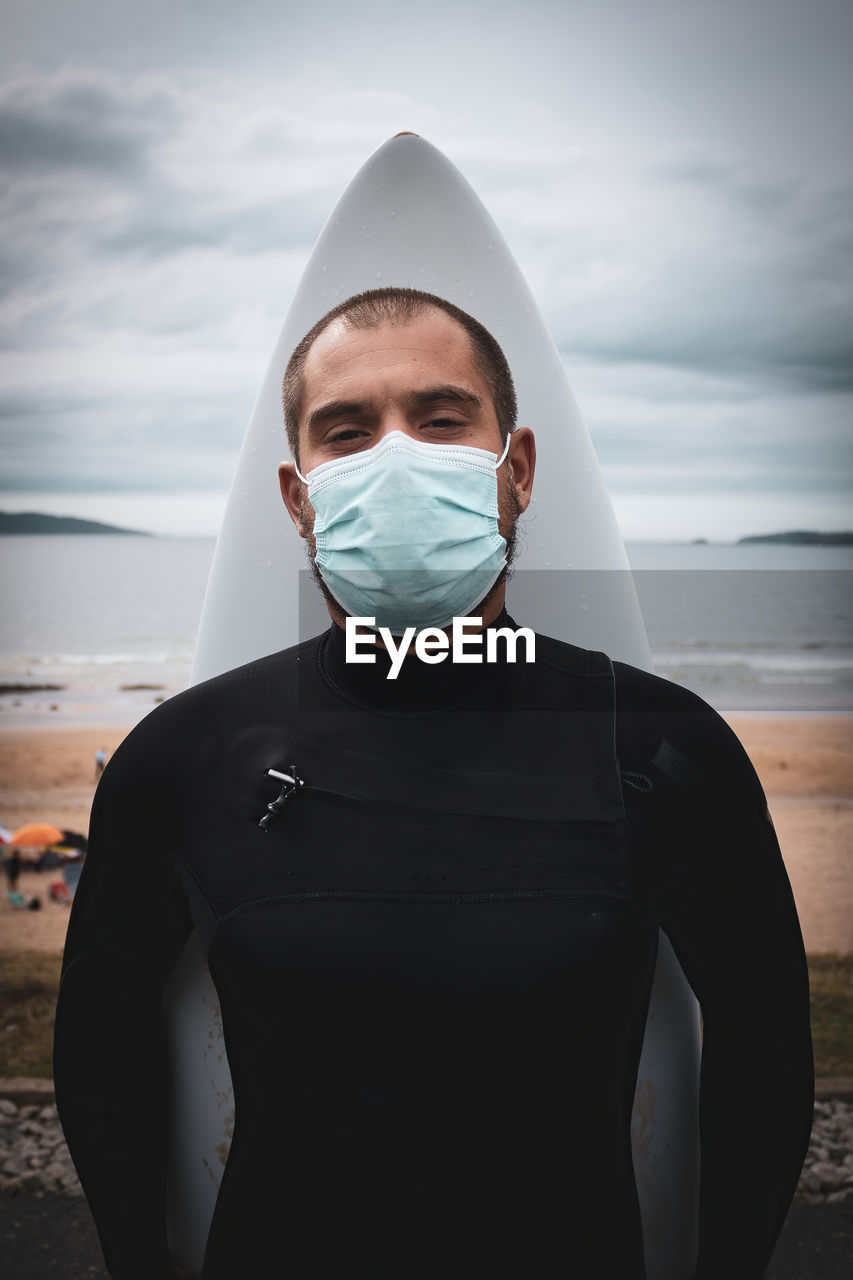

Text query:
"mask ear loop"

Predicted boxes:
[[494, 434, 512, 469], [293, 460, 309, 484]]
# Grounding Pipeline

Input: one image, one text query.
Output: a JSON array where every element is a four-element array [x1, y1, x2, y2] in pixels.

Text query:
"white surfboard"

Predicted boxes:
[[165, 133, 701, 1278]]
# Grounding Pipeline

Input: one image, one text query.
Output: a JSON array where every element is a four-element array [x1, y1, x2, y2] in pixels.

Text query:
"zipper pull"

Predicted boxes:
[[259, 766, 304, 830]]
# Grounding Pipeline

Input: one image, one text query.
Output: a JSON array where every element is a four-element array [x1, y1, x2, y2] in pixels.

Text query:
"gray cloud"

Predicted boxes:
[[0, 1, 850, 534], [535, 161, 853, 392], [0, 74, 174, 173], [0, 384, 248, 491], [0, 69, 363, 358], [98, 192, 331, 260]]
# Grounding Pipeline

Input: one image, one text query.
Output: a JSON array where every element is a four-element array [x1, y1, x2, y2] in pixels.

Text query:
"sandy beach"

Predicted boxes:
[[0, 715, 851, 955]]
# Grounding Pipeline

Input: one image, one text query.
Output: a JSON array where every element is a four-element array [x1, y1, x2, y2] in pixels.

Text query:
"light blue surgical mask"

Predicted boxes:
[[295, 430, 511, 635]]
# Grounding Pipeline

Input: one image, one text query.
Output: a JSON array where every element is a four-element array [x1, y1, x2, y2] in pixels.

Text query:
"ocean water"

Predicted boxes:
[[0, 536, 216, 725], [626, 542, 853, 714], [0, 535, 850, 725]]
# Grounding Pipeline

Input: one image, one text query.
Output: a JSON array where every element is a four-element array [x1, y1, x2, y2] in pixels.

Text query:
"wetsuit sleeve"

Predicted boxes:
[[643, 699, 814, 1277], [53, 703, 195, 1279]]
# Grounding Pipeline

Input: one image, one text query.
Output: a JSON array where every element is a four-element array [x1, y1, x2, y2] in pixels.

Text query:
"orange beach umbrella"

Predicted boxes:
[[10, 823, 65, 848]]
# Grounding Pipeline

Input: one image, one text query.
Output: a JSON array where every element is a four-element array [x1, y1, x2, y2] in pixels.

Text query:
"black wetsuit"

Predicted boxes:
[[54, 615, 813, 1279]]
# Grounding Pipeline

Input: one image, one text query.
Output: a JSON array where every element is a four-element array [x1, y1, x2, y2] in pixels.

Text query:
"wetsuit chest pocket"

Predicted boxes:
[[255, 791, 629, 902]]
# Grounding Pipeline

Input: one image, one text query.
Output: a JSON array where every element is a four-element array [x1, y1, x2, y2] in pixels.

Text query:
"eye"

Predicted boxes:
[[422, 417, 464, 431], [329, 427, 368, 442]]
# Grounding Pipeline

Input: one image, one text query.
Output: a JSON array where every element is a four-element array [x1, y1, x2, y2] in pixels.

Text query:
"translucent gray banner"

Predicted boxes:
[[297, 568, 853, 713]]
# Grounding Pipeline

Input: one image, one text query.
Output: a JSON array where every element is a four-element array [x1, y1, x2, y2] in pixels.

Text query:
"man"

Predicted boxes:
[[55, 288, 813, 1279]]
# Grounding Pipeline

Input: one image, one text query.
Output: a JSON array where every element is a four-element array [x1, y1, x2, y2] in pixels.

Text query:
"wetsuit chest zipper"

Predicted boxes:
[[219, 887, 627, 925], [259, 777, 618, 828]]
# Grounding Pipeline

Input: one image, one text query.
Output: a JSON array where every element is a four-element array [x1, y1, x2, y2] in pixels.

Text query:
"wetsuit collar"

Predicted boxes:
[[319, 609, 516, 713]]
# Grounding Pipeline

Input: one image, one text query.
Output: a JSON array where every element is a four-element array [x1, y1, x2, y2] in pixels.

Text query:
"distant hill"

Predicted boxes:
[[737, 530, 853, 547], [0, 512, 150, 536]]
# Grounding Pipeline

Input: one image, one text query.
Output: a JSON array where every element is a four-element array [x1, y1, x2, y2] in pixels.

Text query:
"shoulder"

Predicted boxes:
[[610, 658, 763, 802], [101, 633, 325, 783], [527, 624, 761, 796], [174, 631, 323, 719]]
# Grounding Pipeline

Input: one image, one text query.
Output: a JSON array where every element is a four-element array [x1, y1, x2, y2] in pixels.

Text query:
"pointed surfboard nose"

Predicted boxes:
[[393, 131, 419, 137], [192, 129, 646, 681]]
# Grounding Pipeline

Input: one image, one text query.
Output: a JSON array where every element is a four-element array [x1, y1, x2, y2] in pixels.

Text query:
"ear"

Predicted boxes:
[[506, 427, 536, 513], [278, 461, 307, 537]]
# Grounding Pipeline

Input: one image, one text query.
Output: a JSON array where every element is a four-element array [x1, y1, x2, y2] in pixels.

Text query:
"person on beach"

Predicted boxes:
[[94, 748, 107, 779], [54, 289, 814, 1279], [3, 846, 21, 893]]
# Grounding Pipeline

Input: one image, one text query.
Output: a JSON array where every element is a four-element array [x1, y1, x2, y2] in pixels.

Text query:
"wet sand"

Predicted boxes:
[[1, 715, 851, 954]]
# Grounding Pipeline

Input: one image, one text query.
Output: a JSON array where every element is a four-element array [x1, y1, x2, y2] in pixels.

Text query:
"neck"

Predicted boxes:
[[320, 607, 515, 713]]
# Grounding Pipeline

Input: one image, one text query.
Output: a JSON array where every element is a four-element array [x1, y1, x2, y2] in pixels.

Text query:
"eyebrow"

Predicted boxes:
[[407, 385, 483, 410], [305, 400, 366, 434], [305, 385, 483, 435]]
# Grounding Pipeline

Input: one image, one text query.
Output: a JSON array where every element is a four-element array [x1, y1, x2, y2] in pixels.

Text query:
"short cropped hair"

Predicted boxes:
[[282, 287, 517, 466]]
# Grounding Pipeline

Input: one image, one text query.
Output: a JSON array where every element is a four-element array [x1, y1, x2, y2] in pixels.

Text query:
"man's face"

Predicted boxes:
[[279, 308, 535, 626]]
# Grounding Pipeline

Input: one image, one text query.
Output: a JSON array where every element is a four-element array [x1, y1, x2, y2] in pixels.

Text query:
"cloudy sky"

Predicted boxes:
[[1, 0, 851, 539]]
